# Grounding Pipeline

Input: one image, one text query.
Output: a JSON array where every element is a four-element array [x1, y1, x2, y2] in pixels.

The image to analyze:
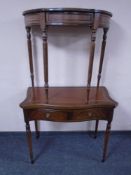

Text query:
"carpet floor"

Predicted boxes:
[[0, 132, 131, 175]]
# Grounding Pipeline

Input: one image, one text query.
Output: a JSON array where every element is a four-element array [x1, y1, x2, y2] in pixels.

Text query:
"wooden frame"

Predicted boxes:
[[20, 8, 117, 163]]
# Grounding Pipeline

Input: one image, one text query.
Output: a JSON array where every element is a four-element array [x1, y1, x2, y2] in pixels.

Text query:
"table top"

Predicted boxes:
[[20, 86, 117, 110], [23, 8, 112, 17], [23, 8, 112, 28]]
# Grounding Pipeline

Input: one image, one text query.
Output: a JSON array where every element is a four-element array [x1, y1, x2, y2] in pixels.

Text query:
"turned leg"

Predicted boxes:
[[26, 122, 34, 164], [87, 28, 97, 87], [97, 28, 108, 86], [94, 120, 99, 138], [35, 121, 40, 139], [102, 121, 111, 162]]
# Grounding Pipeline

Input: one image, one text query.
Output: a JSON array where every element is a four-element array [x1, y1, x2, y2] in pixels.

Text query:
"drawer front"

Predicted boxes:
[[27, 110, 68, 121], [26, 108, 113, 122], [47, 12, 93, 25], [73, 108, 113, 121]]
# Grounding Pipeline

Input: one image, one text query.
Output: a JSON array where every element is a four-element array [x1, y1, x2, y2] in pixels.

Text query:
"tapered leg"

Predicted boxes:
[[35, 121, 40, 139], [102, 121, 111, 162], [94, 120, 99, 138], [26, 122, 34, 164]]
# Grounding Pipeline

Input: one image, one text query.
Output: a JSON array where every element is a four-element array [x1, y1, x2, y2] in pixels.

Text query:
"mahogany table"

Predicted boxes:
[[20, 8, 117, 163]]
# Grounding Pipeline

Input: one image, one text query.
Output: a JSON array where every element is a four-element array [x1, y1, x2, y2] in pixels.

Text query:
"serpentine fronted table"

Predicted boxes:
[[20, 8, 117, 163]]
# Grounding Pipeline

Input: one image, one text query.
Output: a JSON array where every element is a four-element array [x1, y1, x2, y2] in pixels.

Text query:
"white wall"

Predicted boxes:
[[0, 0, 131, 131]]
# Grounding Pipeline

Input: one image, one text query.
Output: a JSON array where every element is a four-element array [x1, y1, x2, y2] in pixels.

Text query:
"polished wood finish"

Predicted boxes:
[[102, 121, 112, 162], [34, 120, 40, 139], [20, 87, 116, 123], [23, 8, 111, 28], [26, 27, 34, 87], [25, 122, 34, 164], [97, 28, 108, 86], [87, 28, 97, 87], [94, 120, 99, 138], [20, 87, 116, 110], [26, 26, 39, 135], [20, 8, 117, 163], [24, 110, 34, 163], [42, 15, 49, 88]]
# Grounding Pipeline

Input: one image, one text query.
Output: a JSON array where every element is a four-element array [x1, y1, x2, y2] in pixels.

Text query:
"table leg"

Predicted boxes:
[[102, 121, 111, 162], [35, 121, 40, 139], [26, 122, 34, 164], [94, 120, 99, 138]]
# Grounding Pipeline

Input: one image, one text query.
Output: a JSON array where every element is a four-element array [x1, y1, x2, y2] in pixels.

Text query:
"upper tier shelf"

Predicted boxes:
[[23, 8, 112, 28]]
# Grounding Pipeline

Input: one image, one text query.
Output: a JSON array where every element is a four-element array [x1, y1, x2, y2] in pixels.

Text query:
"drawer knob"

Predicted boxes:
[[46, 113, 50, 118], [88, 112, 92, 117]]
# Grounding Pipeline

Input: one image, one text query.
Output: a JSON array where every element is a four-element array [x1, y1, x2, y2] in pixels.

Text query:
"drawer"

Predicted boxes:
[[27, 109, 68, 121], [26, 108, 113, 122], [73, 108, 113, 121], [47, 12, 93, 25]]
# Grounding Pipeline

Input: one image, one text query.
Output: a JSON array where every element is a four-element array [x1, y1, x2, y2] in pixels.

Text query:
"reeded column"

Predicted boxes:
[[42, 25, 49, 88], [97, 28, 108, 86], [87, 28, 97, 87], [26, 27, 34, 87]]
